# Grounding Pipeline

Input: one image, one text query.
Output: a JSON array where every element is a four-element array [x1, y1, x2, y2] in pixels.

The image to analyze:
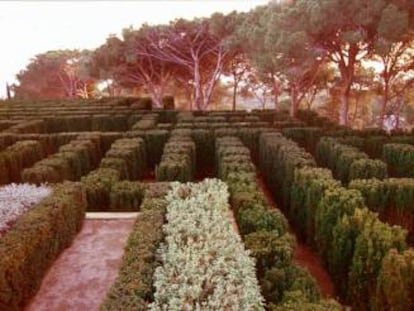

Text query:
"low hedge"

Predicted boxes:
[[192, 128, 214, 168], [109, 181, 145, 212], [216, 136, 330, 308], [375, 248, 414, 311], [290, 167, 340, 244], [282, 127, 322, 155], [4, 120, 46, 134], [143, 130, 169, 168], [349, 178, 414, 242], [0, 182, 86, 311], [156, 136, 195, 182], [259, 133, 409, 309], [259, 132, 316, 209], [383, 143, 414, 178], [81, 168, 121, 211], [22, 137, 101, 184], [100, 206, 165, 310], [316, 137, 387, 184], [91, 114, 128, 132], [103, 138, 146, 180], [348, 215, 407, 309], [349, 158, 387, 181], [0, 140, 44, 184]]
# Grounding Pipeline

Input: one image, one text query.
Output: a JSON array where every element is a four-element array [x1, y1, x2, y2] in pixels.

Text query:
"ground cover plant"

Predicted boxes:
[[0, 183, 51, 235], [150, 179, 265, 310]]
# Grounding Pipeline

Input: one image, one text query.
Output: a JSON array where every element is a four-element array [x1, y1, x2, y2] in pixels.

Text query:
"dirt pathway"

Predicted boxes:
[[256, 173, 336, 298], [24, 218, 135, 311]]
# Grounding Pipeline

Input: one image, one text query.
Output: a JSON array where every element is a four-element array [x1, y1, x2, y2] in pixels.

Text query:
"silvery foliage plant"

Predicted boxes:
[[0, 183, 52, 234], [150, 178, 264, 311]]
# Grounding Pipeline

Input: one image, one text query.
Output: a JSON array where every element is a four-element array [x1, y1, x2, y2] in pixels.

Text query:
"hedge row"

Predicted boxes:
[[0, 182, 86, 311], [101, 183, 168, 310], [0, 120, 19, 131], [124, 129, 169, 169], [316, 137, 387, 184], [22, 136, 102, 184], [169, 126, 272, 169], [282, 127, 322, 155], [43, 114, 133, 133], [109, 181, 145, 212], [292, 168, 406, 310], [155, 134, 195, 182], [81, 168, 120, 211], [335, 134, 414, 159], [0, 132, 105, 156], [215, 136, 253, 180], [216, 136, 342, 309], [4, 120, 46, 134], [130, 113, 159, 131], [0, 140, 44, 185], [100, 138, 146, 180], [383, 143, 414, 178], [259, 132, 316, 209], [260, 133, 411, 310], [349, 178, 414, 243]]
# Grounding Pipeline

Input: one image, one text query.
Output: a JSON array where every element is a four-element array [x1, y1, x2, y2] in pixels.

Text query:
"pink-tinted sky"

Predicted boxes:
[[0, 1, 267, 98]]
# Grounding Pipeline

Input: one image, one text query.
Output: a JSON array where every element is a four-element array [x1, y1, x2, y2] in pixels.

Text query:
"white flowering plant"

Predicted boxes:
[[150, 178, 265, 310], [0, 183, 52, 235]]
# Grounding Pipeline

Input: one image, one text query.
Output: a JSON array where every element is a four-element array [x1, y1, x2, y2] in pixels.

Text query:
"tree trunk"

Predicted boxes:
[[272, 79, 279, 111], [339, 86, 351, 126], [232, 81, 237, 111], [193, 60, 203, 110], [395, 96, 403, 129], [379, 79, 389, 128], [6, 83, 11, 100], [289, 85, 299, 118]]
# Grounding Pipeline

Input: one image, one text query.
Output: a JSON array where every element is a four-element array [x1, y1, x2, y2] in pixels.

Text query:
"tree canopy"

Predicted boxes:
[[11, 1, 414, 129]]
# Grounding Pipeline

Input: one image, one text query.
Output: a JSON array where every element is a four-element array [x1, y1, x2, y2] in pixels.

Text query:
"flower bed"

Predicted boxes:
[[150, 179, 264, 310]]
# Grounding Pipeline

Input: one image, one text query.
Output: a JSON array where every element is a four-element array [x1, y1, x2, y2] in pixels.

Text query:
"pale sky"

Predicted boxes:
[[0, 1, 268, 98]]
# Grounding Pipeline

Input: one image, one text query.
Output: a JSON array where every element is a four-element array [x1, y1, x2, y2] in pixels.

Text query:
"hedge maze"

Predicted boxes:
[[1, 98, 414, 309]]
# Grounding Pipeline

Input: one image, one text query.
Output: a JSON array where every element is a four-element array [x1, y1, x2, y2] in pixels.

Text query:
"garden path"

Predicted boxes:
[[24, 216, 136, 311], [256, 174, 336, 299]]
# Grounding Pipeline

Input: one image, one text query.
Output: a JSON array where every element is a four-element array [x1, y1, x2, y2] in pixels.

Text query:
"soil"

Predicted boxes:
[[255, 173, 336, 299], [24, 219, 135, 311]]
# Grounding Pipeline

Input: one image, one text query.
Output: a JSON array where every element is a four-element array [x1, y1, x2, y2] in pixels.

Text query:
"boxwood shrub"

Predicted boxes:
[[0, 182, 86, 311]]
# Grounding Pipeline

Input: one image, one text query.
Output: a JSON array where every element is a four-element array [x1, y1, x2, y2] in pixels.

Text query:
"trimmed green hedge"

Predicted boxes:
[[0, 140, 44, 184], [316, 137, 387, 184], [4, 120, 46, 134], [258, 132, 410, 309], [348, 215, 407, 309], [282, 127, 322, 155], [100, 186, 167, 310], [216, 136, 330, 308], [0, 182, 86, 311], [259, 132, 316, 209], [109, 181, 144, 212], [290, 167, 340, 244], [156, 135, 195, 182], [143, 130, 169, 168], [349, 178, 414, 242], [375, 248, 414, 311], [81, 168, 121, 211], [103, 138, 146, 180], [22, 137, 102, 184], [383, 143, 414, 178]]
